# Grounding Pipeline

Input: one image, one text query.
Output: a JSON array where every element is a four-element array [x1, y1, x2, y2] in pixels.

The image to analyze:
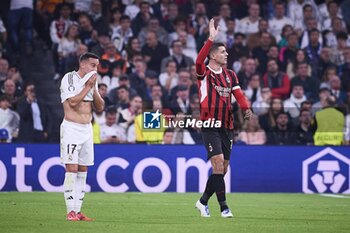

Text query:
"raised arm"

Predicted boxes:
[[195, 18, 219, 77]]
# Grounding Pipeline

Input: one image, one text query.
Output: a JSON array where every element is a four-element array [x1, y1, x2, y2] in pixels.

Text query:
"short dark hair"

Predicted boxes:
[[120, 15, 130, 22], [208, 42, 226, 59], [79, 52, 99, 63], [336, 31, 348, 40], [98, 83, 107, 89], [299, 109, 310, 117], [303, 4, 312, 12]]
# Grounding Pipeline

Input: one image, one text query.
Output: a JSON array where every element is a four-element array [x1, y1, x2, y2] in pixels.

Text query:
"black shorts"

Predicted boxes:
[[201, 127, 234, 160]]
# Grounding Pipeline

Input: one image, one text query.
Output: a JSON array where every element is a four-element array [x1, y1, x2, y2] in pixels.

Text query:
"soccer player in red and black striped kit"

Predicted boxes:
[[195, 19, 253, 218]]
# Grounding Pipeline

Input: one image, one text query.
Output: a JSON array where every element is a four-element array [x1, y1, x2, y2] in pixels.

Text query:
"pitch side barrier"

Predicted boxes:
[[0, 144, 349, 194]]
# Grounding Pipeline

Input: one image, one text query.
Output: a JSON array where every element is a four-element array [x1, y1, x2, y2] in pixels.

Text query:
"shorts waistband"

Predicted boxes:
[[62, 119, 92, 128]]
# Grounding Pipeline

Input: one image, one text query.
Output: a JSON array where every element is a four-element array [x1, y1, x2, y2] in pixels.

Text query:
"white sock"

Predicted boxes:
[[63, 172, 77, 214], [75, 172, 87, 213]]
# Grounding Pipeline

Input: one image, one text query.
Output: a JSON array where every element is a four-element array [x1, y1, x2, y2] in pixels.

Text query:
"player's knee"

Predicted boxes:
[[65, 164, 78, 173]]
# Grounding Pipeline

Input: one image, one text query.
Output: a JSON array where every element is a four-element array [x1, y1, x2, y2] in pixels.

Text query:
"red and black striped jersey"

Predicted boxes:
[[197, 66, 240, 129], [195, 39, 250, 129]]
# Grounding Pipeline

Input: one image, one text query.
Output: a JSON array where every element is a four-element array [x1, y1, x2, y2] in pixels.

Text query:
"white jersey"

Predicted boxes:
[[269, 17, 294, 41], [60, 71, 97, 103], [236, 17, 259, 35]]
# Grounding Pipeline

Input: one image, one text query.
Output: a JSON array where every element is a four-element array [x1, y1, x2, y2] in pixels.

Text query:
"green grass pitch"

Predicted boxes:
[[0, 192, 349, 233]]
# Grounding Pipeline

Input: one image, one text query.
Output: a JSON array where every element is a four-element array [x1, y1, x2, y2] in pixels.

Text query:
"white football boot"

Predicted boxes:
[[195, 200, 211, 217], [221, 208, 233, 218]]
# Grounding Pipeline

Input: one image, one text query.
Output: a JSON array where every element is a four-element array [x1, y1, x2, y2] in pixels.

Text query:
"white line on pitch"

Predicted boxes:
[[320, 194, 350, 198]]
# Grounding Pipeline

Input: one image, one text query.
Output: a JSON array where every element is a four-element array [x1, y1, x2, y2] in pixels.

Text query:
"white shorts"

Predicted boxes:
[[60, 119, 94, 166]]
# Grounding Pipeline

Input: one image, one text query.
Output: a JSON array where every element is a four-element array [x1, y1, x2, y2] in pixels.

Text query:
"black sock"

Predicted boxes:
[[212, 174, 229, 212], [200, 175, 215, 205]]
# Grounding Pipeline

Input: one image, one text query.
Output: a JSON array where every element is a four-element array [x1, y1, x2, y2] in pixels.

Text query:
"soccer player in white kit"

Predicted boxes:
[[60, 52, 105, 221]]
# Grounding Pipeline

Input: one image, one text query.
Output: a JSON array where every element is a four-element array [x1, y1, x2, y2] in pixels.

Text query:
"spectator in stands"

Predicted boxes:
[[323, 17, 346, 48], [177, 29, 198, 59], [284, 83, 307, 121], [236, 3, 260, 35], [124, 38, 142, 63], [312, 87, 331, 116], [0, 17, 7, 57], [162, 128, 174, 144], [8, 0, 34, 56], [65, 43, 88, 72], [189, 1, 209, 41], [237, 58, 257, 90], [252, 87, 272, 116], [138, 17, 168, 47], [313, 96, 345, 145], [277, 24, 293, 48], [238, 114, 266, 145], [0, 95, 19, 142], [222, 18, 236, 51], [345, 113, 350, 145], [171, 85, 190, 115], [329, 31, 348, 67], [244, 73, 261, 104], [160, 2, 179, 33], [170, 69, 194, 99], [247, 19, 275, 51], [295, 109, 314, 145], [57, 23, 81, 77], [141, 31, 169, 73], [269, 2, 294, 42], [88, 0, 103, 23], [114, 85, 130, 110], [50, 3, 73, 81], [317, 47, 335, 81], [321, 1, 343, 30], [118, 95, 142, 130], [304, 28, 322, 78], [124, 0, 144, 20], [259, 97, 284, 132], [150, 84, 169, 109], [290, 62, 320, 102], [286, 49, 311, 79], [97, 83, 112, 108], [100, 63, 122, 92], [160, 40, 194, 73], [252, 31, 274, 74], [267, 112, 296, 145], [328, 75, 347, 103], [288, 0, 320, 32], [214, 4, 233, 43], [100, 107, 127, 144], [128, 59, 147, 95], [159, 60, 178, 92], [279, 32, 299, 70], [262, 59, 290, 99], [98, 42, 127, 76], [169, 17, 196, 49], [1, 79, 20, 110], [131, 1, 153, 36], [90, 30, 111, 57], [0, 58, 9, 86], [170, 111, 195, 144], [78, 13, 97, 49], [109, 7, 122, 33], [227, 32, 250, 71], [17, 83, 48, 143], [111, 15, 133, 53], [137, 69, 157, 102]]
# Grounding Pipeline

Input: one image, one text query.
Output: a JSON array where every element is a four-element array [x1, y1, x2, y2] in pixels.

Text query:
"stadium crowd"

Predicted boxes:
[[0, 0, 350, 145]]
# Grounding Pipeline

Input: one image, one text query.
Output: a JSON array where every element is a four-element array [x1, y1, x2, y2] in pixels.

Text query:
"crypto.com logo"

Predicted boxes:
[[303, 147, 350, 194]]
